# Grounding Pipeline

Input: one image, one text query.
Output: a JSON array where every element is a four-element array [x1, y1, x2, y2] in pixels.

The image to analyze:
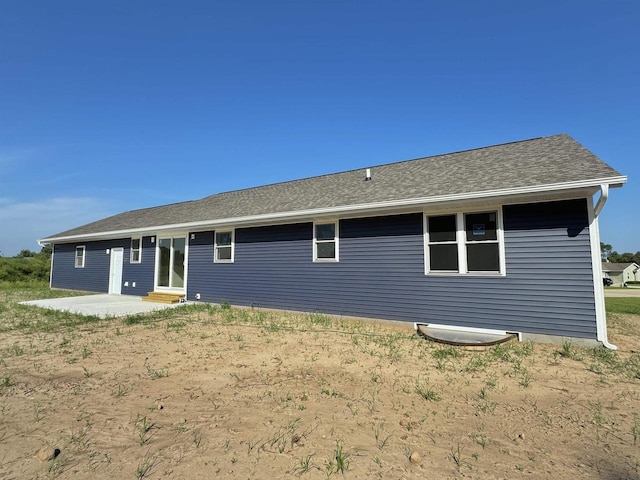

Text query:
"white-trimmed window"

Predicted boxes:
[[314, 221, 339, 262], [425, 210, 504, 275], [130, 238, 142, 263], [75, 246, 85, 268], [214, 230, 234, 263]]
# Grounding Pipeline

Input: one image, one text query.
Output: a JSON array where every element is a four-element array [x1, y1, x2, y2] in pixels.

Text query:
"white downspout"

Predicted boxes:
[[594, 183, 609, 217], [589, 184, 617, 350], [37, 240, 53, 289], [49, 246, 54, 289]]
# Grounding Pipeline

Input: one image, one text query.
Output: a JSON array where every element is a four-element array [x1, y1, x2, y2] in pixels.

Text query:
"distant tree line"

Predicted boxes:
[[0, 246, 52, 282], [601, 243, 640, 264]]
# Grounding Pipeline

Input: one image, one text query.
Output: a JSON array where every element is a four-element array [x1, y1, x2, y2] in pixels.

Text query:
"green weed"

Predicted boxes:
[[144, 361, 168, 380], [136, 415, 155, 445], [432, 346, 460, 360], [135, 453, 155, 479], [415, 382, 441, 402]]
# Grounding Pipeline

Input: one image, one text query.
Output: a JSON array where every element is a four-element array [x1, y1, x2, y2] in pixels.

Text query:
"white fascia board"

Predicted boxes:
[[39, 176, 627, 244]]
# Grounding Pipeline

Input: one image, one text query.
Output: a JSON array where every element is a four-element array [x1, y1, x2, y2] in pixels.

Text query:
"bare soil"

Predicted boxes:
[[1, 301, 639, 479]]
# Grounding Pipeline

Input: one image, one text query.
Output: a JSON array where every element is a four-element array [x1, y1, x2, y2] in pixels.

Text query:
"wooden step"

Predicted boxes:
[[141, 292, 185, 304]]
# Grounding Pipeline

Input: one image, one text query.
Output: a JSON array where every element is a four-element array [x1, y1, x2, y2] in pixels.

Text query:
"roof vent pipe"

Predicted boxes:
[[365, 168, 372, 181]]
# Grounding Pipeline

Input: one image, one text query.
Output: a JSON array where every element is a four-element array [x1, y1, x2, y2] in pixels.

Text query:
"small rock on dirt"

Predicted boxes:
[[36, 447, 60, 461], [409, 452, 421, 464]]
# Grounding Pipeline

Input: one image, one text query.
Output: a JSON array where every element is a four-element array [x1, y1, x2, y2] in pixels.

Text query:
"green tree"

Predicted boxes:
[[608, 251, 636, 264], [0, 246, 52, 282], [600, 242, 612, 261]]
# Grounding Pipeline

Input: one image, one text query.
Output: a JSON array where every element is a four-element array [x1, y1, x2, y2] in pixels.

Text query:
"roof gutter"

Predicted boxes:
[[39, 175, 628, 244]]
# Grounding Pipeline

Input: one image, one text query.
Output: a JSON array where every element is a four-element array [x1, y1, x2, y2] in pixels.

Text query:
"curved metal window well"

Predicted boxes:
[[414, 323, 519, 347]]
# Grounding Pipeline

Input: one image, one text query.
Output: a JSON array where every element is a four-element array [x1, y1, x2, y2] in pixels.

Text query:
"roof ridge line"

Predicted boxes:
[[201, 134, 565, 200]]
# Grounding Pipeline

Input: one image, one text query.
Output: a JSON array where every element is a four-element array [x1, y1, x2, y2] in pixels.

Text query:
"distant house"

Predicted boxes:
[[40, 134, 627, 348], [602, 262, 640, 286]]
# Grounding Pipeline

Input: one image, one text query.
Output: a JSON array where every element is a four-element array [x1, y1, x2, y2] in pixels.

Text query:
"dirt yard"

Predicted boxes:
[[1, 286, 639, 479]]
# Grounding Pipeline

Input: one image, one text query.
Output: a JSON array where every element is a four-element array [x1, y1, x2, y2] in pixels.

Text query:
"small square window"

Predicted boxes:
[[214, 230, 234, 263], [314, 222, 338, 262], [130, 238, 142, 263], [75, 246, 85, 268]]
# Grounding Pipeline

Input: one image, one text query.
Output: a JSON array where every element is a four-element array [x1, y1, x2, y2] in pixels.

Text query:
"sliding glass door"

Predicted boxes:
[[156, 236, 186, 290]]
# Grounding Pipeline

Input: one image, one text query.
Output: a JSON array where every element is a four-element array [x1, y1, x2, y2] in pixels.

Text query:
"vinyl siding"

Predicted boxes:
[[51, 236, 156, 294], [121, 236, 156, 295], [187, 199, 597, 339]]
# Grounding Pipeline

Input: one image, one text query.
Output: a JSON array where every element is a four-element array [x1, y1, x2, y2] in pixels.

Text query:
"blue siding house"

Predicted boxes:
[[40, 134, 627, 348]]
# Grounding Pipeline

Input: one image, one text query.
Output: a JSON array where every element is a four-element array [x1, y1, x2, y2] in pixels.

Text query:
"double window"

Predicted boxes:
[[214, 230, 234, 263], [313, 221, 339, 262], [425, 210, 503, 274], [130, 238, 142, 263], [75, 246, 85, 268]]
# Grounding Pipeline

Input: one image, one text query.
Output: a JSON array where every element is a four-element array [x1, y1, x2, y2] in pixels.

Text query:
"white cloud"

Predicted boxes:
[[0, 197, 118, 256]]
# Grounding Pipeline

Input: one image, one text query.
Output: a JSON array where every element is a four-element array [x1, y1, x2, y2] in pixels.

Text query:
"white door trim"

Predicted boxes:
[[109, 247, 124, 295], [153, 234, 188, 293]]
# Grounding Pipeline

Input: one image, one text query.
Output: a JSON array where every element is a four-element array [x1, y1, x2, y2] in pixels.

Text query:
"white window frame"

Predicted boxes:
[[424, 208, 505, 276], [313, 220, 339, 262], [214, 229, 234, 263], [75, 245, 86, 268], [130, 238, 142, 264]]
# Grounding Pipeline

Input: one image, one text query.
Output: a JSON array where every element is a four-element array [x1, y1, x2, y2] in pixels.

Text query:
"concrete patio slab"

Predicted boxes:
[[21, 294, 184, 318]]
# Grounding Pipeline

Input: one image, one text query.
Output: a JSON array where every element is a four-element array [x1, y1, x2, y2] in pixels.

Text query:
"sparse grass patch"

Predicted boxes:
[[6, 342, 25, 356], [448, 443, 471, 471], [113, 383, 128, 397], [432, 346, 460, 360], [373, 421, 391, 450], [136, 415, 155, 445], [323, 441, 350, 476], [134, 452, 155, 479], [265, 418, 301, 454], [415, 381, 441, 402], [144, 361, 168, 380], [1, 376, 15, 388], [296, 454, 316, 474], [1, 283, 639, 479]]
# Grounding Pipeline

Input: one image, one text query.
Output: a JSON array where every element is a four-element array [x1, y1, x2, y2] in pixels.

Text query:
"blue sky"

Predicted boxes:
[[1, 1, 638, 256]]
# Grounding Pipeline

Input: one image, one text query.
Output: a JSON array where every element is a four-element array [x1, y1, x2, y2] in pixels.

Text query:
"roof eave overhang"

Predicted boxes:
[[39, 176, 628, 244]]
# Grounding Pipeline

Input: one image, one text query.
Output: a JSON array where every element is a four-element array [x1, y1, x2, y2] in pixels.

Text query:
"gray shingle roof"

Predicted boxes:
[[602, 262, 639, 272], [43, 134, 625, 241]]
